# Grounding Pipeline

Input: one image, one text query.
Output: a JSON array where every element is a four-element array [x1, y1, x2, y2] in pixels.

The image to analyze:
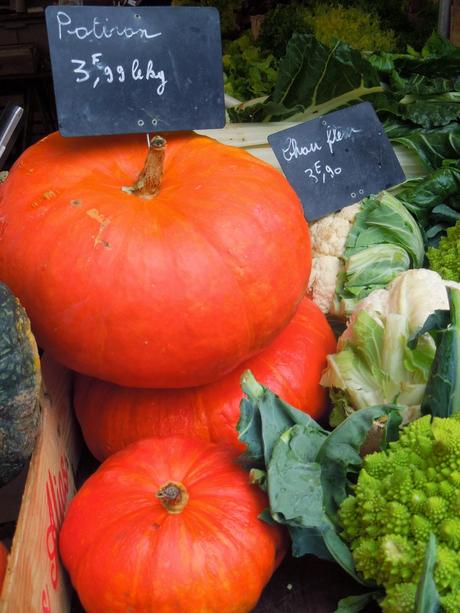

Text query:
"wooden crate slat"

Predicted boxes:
[[0, 356, 80, 613]]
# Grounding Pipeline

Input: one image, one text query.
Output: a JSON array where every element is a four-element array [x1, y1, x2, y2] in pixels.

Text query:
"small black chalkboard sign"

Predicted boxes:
[[45, 6, 225, 137], [268, 102, 405, 221]]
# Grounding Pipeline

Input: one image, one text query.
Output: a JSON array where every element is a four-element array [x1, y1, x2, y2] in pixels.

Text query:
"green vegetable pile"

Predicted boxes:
[[222, 33, 278, 101], [340, 414, 460, 612], [237, 286, 460, 612], [229, 32, 460, 140]]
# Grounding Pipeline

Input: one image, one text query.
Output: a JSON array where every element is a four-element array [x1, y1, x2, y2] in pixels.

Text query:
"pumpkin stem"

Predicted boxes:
[[125, 135, 166, 199], [156, 481, 189, 514]]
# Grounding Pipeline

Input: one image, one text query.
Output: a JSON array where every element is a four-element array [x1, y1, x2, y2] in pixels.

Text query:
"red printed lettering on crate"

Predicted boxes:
[[41, 455, 70, 612], [41, 585, 51, 613]]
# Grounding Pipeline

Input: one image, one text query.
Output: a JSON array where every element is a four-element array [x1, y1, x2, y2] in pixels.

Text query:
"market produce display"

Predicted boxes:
[[1, 2, 459, 611], [59, 436, 286, 613], [0, 283, 41, 487], [74, 297, 335, 460], [0, 131, 310, 388]]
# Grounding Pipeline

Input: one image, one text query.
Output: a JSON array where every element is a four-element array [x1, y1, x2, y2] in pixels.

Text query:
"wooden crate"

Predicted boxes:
[[0, 355, 80, 613]]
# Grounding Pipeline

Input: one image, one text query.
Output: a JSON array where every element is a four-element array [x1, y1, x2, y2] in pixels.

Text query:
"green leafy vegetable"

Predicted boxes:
[[258, 3, 396, 60], [238, 370, 328, 465], [303, 5, 396, 54], [316, 405, 398, 522], [386, 122, 460, 171], [335, 592, 382, 613], [228, 31, 460, 181], [409, 287, 460, 418], [257, 4, 312, 59], [228, 34, 383, 123], [237, 373, 400, 577], [344, 193, 424, 266], [414, 534, 442, 613], [223, 33, 279, 100], [333, 192, 425, 314], [395, 162, 460, 241]]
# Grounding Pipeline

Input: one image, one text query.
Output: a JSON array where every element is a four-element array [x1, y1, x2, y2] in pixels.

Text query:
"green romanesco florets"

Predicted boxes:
[[338, 414, 460, 612], [428, 220, 460, 283]]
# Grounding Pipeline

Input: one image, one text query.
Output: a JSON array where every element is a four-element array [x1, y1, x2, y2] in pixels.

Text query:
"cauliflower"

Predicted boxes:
[[308, 203, 359, 313], [308, 255, 343, 314], [339, 414, 460, 613], [308, 193, 424, 317], [310, 204, 360, 257], [322, 269, 460, 426]]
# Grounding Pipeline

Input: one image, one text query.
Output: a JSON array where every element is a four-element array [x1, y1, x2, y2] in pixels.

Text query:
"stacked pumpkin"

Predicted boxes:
[[0, 131, 336, 612]]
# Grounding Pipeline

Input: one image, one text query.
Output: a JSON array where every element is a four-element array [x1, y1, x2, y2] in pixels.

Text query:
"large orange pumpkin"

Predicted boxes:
[[0, 132, 310, 388], [74, 297, 336, 460], [59, 436, 285, 613]]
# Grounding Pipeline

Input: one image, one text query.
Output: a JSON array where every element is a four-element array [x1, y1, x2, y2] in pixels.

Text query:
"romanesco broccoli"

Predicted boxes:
[[428, 220, 460, 283], [339, 414, 460, 613]]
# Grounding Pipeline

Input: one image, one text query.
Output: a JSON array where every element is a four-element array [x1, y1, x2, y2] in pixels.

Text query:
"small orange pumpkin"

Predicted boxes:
[[59, 436, 286, 613]]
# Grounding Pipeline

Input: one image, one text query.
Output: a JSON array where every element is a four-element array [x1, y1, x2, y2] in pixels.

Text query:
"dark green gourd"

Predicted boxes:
[[0, 283, 41, 486]]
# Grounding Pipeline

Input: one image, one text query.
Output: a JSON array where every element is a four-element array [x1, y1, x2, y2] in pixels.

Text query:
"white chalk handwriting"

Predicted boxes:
[[70, 53, 167, 95], [56, 11, 162, 41]]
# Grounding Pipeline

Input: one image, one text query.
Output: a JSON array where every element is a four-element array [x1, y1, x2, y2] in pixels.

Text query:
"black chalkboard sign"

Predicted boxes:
[[268, 102, 405, 221], [45, 6, 225, 137]]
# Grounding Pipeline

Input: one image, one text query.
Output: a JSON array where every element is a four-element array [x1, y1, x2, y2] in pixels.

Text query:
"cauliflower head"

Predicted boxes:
[[339, 414, 460, 612], [308, 203, 360, 313]]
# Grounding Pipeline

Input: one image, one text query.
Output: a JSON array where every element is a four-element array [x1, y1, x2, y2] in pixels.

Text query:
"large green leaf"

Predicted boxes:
[[335, 592, 382, 613], [267, 426, 326, 526], [316, 405, 398, 521], [402, 96, 460, 129], [229, 34, 383, 123], [396, 163, 460, 227], [344, 192, 425, 266], [419, 288, 460, 417], [393, 33, 460, 79], [390, 72, 458, 96], [388, 123, 460, 170], [237, 371, 328, 465], [414, 534, 442, 613]]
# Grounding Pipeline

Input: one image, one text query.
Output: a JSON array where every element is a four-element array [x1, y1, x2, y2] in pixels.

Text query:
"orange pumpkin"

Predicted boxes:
[[0, 132, 310, 388], [74, 297, 336, 460], [59, 436, 285, 613]]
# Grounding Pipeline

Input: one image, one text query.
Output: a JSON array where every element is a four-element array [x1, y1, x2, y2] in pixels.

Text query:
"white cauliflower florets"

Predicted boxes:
[[309, 256, 343, 314], [310, 203, 360, 257], [308, 203, 360, 313]]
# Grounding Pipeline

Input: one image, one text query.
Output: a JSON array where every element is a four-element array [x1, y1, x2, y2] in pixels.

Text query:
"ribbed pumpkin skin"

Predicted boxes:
[[74, 298, 336, 461], [0, 132, 310, 388], [0, 283, 41, 486], [60, 436, 285, 613]]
